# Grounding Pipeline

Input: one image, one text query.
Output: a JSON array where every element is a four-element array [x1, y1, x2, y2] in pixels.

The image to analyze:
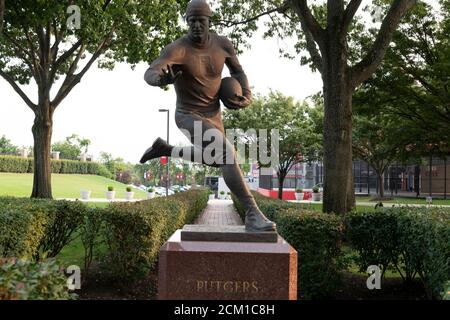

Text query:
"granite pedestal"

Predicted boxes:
[[158, 225, 297, 300]]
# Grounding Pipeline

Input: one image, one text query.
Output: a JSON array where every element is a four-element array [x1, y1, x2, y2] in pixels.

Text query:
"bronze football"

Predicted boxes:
[[219, 77, 243, 109]]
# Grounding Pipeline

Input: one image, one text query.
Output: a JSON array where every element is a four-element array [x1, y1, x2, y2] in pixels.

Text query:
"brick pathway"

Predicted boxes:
[[195, 200, 243, 226]]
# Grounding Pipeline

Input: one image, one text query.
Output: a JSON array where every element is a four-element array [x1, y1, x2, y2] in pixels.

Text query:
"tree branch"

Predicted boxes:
[[0, 0, 5, 34], [0, 69, 36, 111], [350, 0, 417, 88], [342, 0, 363, 31], [300, 17, 323, 73], [52, 29, 115, 108], [289, 0, 325, 48], [50, 39, 83, 82], [214, 3, 289, 27]]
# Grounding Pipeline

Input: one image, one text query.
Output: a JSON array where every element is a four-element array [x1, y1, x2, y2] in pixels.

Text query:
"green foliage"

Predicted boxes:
[[277, 209, 346, 299], [312, 187, 319, 193], [107, 186, 114, 192], [0, 155, 112, 178], [0, 156, 31, 173], [295, 188, 303, 193], [0, 258, 74, 300], [223, 92, 322, 198], [0, 198, 51, 259], [353, 1, 450, 156], [126, 186, 132, 192], [0, 198, 89, 260], [38, 201, 89, 259], [232, 192, 346, 299], [98, 189, 209, 281], [0, 135, 19, 155], [345, 207, 450, 299], [80, 208, 104, 274], [52, 134, 90, 161]]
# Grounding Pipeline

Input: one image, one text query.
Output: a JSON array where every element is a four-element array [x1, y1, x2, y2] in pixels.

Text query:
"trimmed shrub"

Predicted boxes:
[[0, 155, 111, 178], [0, 198, 51, 259], [0, 156, 30, 173], [344, 210, 399, 276], [0, 198, 89, 260], [277, 209, 346, 299], [38, 201, 89, 259], [232, 192, 346, 299], [101, 201, 168, 280], [346, 207, 450, 299], [170, 189, 209, 224], [0, 258, 74, 300], [98, 188, 209, 281]]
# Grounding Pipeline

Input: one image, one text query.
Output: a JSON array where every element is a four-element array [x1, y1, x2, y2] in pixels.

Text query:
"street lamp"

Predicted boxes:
[[159, 109, 170, 196]]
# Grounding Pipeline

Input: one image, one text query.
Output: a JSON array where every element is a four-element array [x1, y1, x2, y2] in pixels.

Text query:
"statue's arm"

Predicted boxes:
[[144, 44, 182, 86], [225, 55, 252, 101], [222, 37, 252, 104]]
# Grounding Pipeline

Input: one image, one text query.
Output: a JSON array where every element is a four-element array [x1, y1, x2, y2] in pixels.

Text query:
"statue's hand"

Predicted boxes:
[[226, 94, 251, 109], [158, 64, 182, 86]]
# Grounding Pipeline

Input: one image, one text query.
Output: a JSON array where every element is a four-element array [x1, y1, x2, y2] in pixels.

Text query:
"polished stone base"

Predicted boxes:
[[158, 229, 297, 300], [180, 224, 278, 243]]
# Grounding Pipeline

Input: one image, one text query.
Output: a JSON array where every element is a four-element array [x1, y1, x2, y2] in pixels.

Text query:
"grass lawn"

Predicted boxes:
[[0, 173, 148, 199], [356, 196, 450, 206], [296, 203, 377, 212]]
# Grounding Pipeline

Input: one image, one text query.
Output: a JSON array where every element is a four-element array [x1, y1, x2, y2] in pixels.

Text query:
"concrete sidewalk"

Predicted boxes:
[[195, 199, 243, 226]]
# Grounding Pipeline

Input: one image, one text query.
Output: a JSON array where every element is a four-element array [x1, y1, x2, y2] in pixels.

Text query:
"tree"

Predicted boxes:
[[51, 134, 91, 160], [214, 0, 416, 213], [354, 1, 450, 146], [0, 134, 18, 155], [353, 1, 450, 197], [223, 91, 321, 199], [0, 1, 188, 198], [352, 113, 407, 198], [79, 138, 91, 154]]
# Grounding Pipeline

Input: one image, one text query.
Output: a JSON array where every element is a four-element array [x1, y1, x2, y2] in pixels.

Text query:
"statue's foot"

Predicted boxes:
[[245, 209, 276, 232], [139, 137, 172, 164]]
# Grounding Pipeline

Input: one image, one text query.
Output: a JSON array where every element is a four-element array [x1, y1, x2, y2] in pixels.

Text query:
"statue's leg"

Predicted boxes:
[[174, 110, 276, 232]]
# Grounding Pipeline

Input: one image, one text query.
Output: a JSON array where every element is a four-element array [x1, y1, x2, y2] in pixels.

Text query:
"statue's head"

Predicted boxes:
[[186, 0, 212, 44]]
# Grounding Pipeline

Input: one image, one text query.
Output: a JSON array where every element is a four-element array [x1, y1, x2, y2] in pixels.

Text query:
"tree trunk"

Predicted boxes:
[[378, 171, 385, 198], [31, 99, 53, 199], [277, 172, 286, 200], [414, 164, 420, 197], [322, 35, 355, 214]]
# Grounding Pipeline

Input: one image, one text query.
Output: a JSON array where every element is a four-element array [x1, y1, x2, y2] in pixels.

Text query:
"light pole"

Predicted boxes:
[[159, 109, 170, 196]]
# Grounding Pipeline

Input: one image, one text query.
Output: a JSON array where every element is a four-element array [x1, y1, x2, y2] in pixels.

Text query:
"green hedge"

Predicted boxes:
[[98, 188, 209, 281], [0, 197, 89, 260], [0, 155, 112, 178], [345, 207, 450, 299], [0, 258, 74, 300], [0, 199, 51, 260], [232, 192, 346, 299]]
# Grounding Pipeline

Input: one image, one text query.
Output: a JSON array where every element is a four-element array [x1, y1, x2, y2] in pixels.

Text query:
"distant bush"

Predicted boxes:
[[0, 155, 112, 178]]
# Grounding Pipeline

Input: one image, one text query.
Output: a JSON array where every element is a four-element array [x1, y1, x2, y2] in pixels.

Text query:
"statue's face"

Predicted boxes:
[[187, 15, 210, 44]]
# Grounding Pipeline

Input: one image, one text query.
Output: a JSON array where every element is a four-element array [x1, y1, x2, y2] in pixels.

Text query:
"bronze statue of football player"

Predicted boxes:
[[140, 0, 276, 232]]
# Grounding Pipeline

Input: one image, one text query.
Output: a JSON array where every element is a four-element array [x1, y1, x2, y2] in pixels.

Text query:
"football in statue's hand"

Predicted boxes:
[[219, 77, 243, 109]]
